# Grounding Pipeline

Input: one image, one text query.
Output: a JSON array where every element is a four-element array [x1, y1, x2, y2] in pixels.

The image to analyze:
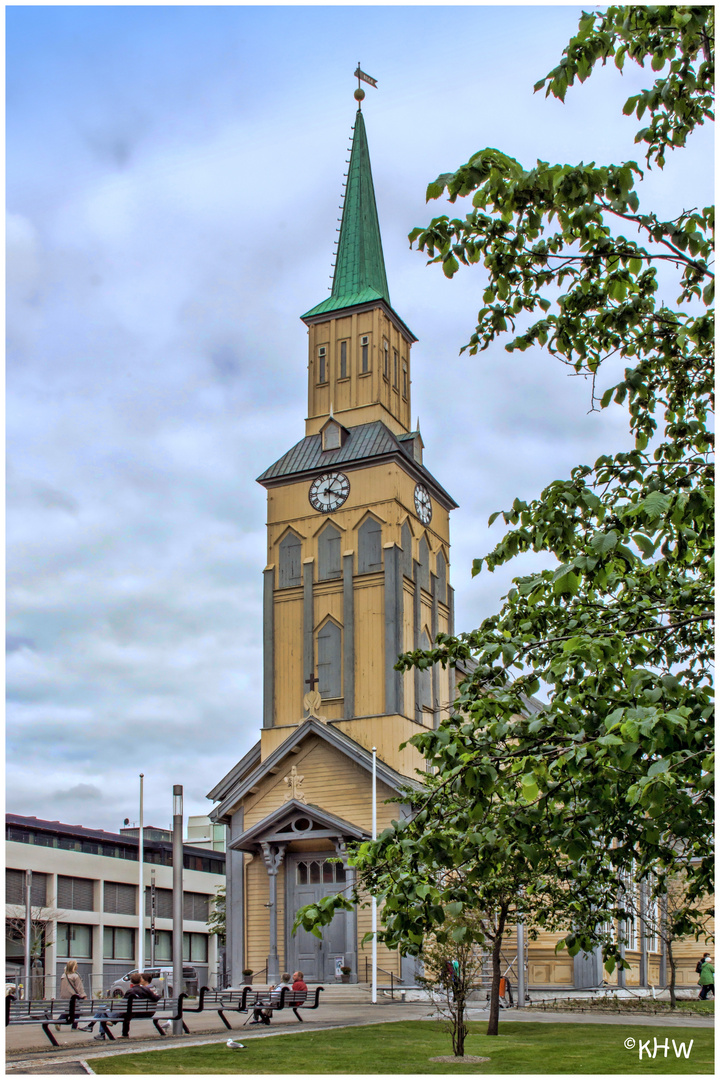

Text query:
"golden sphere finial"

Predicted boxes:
[[354, 88, 365, 102]]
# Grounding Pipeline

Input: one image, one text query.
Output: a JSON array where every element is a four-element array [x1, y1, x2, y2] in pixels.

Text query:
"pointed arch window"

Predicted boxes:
[[383, 340, 389, 380], [318, 522, 342, 580], [418, 535, 430, 593], [400, 521, 413, 580], [358, 517, 382, 574], [317, 620, 342, 698], [279, 531, 302, 588], [436, 549, 447, 606], [419, 629, 433, 714]]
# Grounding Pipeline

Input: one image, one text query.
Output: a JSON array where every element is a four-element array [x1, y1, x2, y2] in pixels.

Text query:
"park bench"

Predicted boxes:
[[184, 987, 252, 1029], [246, 986, 325, 1024], [6, 996, 74, 1048], [69, 995, 162, 1039]]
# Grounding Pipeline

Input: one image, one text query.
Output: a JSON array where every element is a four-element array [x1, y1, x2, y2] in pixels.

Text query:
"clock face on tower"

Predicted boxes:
[[414, 483, 432, 524], [309, 472, 350, 513]]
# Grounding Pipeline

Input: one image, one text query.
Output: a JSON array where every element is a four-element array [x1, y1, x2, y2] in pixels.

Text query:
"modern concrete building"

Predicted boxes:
[[5, 813, 225, 996]]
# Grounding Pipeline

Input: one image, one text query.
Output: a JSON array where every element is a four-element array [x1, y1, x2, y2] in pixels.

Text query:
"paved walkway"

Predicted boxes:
[[6, 1002, 713, 1074]]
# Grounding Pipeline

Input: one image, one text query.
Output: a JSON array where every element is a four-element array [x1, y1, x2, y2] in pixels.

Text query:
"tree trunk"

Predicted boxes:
[[667, 940, 677, 1009], [451, 987, 467, 1057], [486, 904, 509, 1037]]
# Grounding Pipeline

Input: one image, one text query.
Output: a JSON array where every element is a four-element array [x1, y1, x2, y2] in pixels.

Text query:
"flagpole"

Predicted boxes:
[[138, 774, 144, 973], [371, 746, 377, 1005]]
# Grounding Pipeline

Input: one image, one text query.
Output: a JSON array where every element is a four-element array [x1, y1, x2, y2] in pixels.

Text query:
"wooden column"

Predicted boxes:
[[263, 567, 274, 728]]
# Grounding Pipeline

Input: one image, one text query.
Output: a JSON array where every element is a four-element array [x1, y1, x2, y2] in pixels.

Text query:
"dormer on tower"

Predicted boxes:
[[301, 109, 417, 439]]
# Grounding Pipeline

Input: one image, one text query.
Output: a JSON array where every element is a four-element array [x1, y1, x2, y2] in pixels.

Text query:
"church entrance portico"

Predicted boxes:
[[227, 797, 366, 983]]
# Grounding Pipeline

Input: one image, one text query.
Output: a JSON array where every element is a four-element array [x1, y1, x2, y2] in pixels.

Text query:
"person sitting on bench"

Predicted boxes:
[[250, 974, 293, 1025]]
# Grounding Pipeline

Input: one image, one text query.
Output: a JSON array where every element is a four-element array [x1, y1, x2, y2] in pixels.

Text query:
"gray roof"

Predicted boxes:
[[256, 420, 458, 510]]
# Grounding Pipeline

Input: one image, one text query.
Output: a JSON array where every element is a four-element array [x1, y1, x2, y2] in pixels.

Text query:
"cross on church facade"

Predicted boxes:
[[305, 672, 319, 691]]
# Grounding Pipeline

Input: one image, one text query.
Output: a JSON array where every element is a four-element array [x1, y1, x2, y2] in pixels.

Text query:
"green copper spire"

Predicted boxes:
[[302, 110, 391, 319]]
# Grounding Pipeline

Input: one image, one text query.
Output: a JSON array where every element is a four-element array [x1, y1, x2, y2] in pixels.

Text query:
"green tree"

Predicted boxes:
[[405, 3, 713, 905], [207, 884, 226, 945], [295, 6, 713, 1044]]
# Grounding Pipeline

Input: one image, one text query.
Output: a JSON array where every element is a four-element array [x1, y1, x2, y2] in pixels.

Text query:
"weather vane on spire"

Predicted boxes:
[[354, 63, 378, 108]]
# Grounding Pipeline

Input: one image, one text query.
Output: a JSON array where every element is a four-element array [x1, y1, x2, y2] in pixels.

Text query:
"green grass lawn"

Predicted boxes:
[[91, 1019, 714, 1074]]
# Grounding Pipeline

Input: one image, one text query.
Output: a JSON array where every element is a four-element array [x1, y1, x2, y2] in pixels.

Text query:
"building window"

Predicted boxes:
[[145, 886, 173, 920], [402, 362, 408, 399], [436, 550, 447, 606], [318, 522, 342, 580], [393, 349, 398, 388], [279, 531, 302, 588], [103, 926, 135, 960], [296, 859, 346, 885], [57, 923, 92, 959], [183, 932, 208, 963], [339, 340, 348, 380], [317, 346, 327, 384], [104, 882, 137, 916], [6, 869, 48, 907], [145, 929, 172, 962], [57, 876, 94, 912], [317, 621, 342, 699], [357, 517, 382, 574], [383, 340, 389, 379], [418, 536, 430, 593], [360, 335, 370, 374], [183, 892, 210, 922], [420, 630, 433, 714]]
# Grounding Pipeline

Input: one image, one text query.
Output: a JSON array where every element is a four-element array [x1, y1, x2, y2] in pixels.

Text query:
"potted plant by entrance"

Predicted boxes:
[[242, 969, 254, 985], [340, 966, 352, 984]]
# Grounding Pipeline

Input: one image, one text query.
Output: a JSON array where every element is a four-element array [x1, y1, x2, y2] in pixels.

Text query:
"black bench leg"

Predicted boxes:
[[41, 1023, 60, 1048], [153, 1018, 164, 1036], [293, 1008, 304, 1022], [218, 1010, 232, 1030], [100, 1021, 116, 1041], [182, 1020, 190, 1034]]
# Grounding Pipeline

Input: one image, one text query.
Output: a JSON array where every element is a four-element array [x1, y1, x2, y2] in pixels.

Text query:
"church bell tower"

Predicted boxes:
[[209, 88, 458, 986], [256, 103, 457, 774]]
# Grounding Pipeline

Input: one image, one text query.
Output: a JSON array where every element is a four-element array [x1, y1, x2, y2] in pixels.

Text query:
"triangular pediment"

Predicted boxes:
[[228, 798, 369, 853], [209, 717, 422, 823]]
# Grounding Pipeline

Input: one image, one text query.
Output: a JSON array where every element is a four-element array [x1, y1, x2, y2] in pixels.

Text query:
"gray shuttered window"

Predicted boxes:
[[420, 630, 433, 712], [104, 881, 137, 915], [318, 523, 341, 580], [279, 532, 302, 587], [436, 550, 447, 606], [6, 869, 48, 907], [400, 521, 413, 580], [317, 621, 342, 698], [418, 536, 430, 592], [145, 886, 173, 919], [183, 892, 210, 922], [57, 875, 94, 911], [357, 518, 382, 573]]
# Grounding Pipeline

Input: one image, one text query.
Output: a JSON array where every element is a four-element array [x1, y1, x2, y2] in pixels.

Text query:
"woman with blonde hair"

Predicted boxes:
[[58, 959, 87, 1030]]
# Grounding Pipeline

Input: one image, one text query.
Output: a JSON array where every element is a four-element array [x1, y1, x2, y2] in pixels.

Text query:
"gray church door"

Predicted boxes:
[[286, 854, 351, 982]]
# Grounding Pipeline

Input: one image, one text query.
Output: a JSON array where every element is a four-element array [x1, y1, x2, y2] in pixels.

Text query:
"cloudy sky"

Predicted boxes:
[[7, 3, 713, 834]]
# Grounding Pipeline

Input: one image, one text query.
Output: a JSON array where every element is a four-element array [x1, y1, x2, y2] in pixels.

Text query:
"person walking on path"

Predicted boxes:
[[57, 960, 86, 1030], [698, 958, 714, 1000]]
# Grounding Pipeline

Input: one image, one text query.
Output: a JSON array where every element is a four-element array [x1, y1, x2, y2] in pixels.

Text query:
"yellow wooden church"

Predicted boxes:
[[207, 98, 710, 993]]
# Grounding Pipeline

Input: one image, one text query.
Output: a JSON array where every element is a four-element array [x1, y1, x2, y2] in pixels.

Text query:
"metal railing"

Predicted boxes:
[[362, 959, 400, 998]]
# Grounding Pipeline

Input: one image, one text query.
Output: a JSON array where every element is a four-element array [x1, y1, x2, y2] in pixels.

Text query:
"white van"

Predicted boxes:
[[106, 965, 198, 998]]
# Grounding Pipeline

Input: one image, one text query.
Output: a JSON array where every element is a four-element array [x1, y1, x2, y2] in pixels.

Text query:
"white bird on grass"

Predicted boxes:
[[226, 1039, 246, 1049]]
